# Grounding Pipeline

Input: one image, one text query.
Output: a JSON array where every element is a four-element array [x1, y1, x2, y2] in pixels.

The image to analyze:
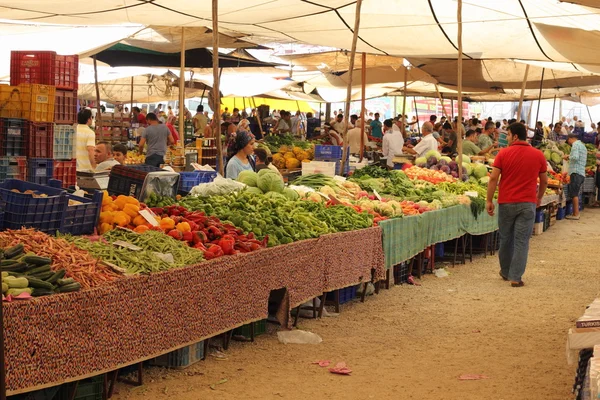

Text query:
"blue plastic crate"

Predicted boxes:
[[60, 190, 103, 235], [435, 243, 444, 258], [566, 201, 573, 215], [314, 145, 349, 161], [179, 170, 217, 192], [151, 341, 205, 369], [27, 158, 53, 185], [327, 285, 358, 304], [535, 210, 545, 223], [557, 207, 566, 220], [0, 179, 67, 234], [55, 374, 103, 400], [334, 160, 350, 176]]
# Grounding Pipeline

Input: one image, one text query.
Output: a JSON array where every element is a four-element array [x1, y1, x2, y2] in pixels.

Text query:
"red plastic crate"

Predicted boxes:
[[25, 122, 53, 158], [53, 159, 76, 188], [54, 90, 77, 124], [54, 55, 79, 90], [10, 51, 56, 87]]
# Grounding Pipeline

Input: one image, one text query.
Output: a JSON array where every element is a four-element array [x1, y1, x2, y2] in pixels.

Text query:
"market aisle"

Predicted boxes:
[[113, 209, 600, 400]]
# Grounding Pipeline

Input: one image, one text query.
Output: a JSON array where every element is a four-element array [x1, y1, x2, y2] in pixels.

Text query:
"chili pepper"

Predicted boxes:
[[192, 231, 208, 245], [234, 240, 252, 253], [219, 234, 236, 255], [167, 229, 183, 240], [207, 244, 224, 258], [247, 232, 255, 240], [249, 243, 261, 251], [149, 207, 164, 215], [193, 242, 207, 251]]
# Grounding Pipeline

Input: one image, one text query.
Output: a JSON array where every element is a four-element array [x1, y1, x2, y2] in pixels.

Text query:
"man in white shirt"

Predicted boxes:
[[382, 119, 404, 168], [347, 118, 369, 154], [403, 121, 439, 157], [330, 114, 347, 134]]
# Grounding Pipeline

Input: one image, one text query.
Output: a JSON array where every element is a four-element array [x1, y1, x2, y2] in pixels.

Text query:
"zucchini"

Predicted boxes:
[[25, 265, 51, 275], [7, 288, 32, 296], [32, 288, 54, 297], [21, 255, 51, 266], [31, 271, 53, 281], [56, 282, 81, 293], [0, 260, 19, 267], [4, 244, 24, 259], [57, 278, 76, 286], [1, 262, 27, 272], [1, 272, 7, 278], [6, 277, 28, 289], [46, 270, 65, 284], [26, 277, 54, 290], [1, 283, 7, 293]]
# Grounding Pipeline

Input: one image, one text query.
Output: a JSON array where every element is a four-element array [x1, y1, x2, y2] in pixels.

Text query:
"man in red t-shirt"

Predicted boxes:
[[486, 122, 548, 287]]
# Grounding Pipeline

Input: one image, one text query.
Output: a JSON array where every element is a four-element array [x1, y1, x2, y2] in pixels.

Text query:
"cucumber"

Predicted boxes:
[[32, 288, 54, 297], [0, 262, 27, 272], [0, 260, 19, 267], [4, 244, 24, 259], [25, 265, 52, 275], [57, 278, 76, 286], [26, 277, 54, 290], [46, 270, 65, 284], [56, 282, 81, 293], [21, 255, 52, 266], [31, 271, 53, 281]]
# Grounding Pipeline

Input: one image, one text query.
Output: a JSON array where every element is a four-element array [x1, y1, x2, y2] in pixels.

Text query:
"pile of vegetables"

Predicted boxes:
[[99, 193, 146, 234]]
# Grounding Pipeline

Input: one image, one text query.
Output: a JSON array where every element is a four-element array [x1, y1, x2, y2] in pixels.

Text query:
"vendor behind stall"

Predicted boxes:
[[94, 142, 120, 171], [112, 143, 128, 165], [226, 131, 256, 179], [138, 112, 175, 167]]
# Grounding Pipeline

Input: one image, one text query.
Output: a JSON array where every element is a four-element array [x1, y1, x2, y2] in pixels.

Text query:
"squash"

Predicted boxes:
[[99, 211, 114, 225], [286, 158, 301, 169], [132, 215, 147, 227], [99, 222, 113, 234], [123, 203, 140, 218], [113, 212, 131, 227], [134, 225, 150, 234]]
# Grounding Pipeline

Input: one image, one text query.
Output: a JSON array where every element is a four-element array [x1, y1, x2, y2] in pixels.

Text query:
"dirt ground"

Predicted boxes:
[[112, 208, 600, 400]]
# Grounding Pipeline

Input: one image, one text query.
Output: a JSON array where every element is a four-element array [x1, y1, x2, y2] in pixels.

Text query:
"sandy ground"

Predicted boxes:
[[112, 208, 600, 400]]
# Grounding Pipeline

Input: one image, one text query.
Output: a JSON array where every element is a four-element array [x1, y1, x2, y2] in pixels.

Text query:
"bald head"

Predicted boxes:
[[422, 121, 434, 135]]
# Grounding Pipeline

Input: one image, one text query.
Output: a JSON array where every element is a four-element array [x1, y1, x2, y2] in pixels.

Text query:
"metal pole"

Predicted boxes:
[[92, 55, 102, 131], [551, 95, 556, 124], [587, 105, 593, 124], [456, 0, 464, 178], [413, 97, 420, 133], [212, 0, 224, 176], [434, 85, 449, 120], [535, 68, 545, 124], [360, 52, 366, 162], [517, 64, 530, 121], [402, 67, 408, 136], [130, 76, 134, 118], [340, 0, 363, 175], [451, 98, 454, 119], [179, 27, 186, 142]]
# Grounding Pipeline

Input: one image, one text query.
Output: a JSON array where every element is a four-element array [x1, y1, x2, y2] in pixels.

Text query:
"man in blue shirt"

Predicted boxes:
[[564, 133, 587, 220], [370, 113, 383, 139]]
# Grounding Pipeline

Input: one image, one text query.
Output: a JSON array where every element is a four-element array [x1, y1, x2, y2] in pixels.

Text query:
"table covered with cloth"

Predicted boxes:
[[379, 204, 499, 269], [3, 227, 385, 394]]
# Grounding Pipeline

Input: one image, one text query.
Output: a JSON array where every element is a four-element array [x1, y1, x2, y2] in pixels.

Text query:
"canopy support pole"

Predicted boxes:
[[402, 67, 408, 136], [179, 27, 186, 142], [587, 105, 593, 124], [535, 68, 545, 124], [360, 52, 366, 162], [451, 98, 454, 119], [414, 97, 420, 133], [252, 98, 264, 137], [434, 85, 449, 120], [129, 76, 134, 118], [340, 0, 362, 176], [212, 0, 224, 176], [456, 0, 463, 178], [550, 95, 557, 124], [93, 55, 102, 131], [517, 64, 530, 121]]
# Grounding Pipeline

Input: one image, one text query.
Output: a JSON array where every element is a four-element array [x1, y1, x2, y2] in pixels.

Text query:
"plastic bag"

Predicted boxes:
[[277, 330, 322, 345], [189, 176, 246, 197]]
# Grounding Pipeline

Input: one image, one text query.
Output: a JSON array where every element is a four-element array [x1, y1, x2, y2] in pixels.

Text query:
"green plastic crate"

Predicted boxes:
[[233, 319, 267, 339], [55, 375, 103, 400], [151, 340, 205, 369]]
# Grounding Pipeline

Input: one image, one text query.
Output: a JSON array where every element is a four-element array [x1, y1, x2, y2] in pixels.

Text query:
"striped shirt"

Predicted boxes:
[[76, 124, 96, 172], [569, 140, 587, 177]]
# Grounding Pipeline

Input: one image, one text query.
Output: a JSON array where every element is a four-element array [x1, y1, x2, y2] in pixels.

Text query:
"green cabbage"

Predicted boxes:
[[550, 152, 562, 164], [237, 170, 258, 187], [245, 186, 264, 195], [473, 164, 488, 179], [462, 162, 473, 176], [257, 170, 285, 193], [282, 188, 299, 201], [543, 150, 551, 161], [425, 150, 441, 160]]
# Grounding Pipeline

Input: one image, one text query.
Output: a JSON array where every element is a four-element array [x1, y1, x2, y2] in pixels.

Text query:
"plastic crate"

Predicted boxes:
[[27, 158, 53, 185], [393, 262, 410, 284], [53, 159, 77, 188], [54, 124, 75, 160], [54, 90, 77, 124], [107, 164, 164, 198], [151, 340, 206, 369], [582, 132, 597, 145], [334, 160, 351, 176], [0, 118, 25, 156], [60, 190, 102, 235], [10, 51, 56, 87], [54, 55, 79, 90], [557, 207, 566, 220], [314, 145, 349, 160], [583, 176, 596, 193], [26, 122, 53, 158], [0, 85, 24, 119], [0, 179, 67, 234], [326, 285, 358, 304], [19, 84, 56, 123], [233, 319, 267, 339], [0, 156, 26, 183], [55, 374, 103, 400], [179, 171, 217, 192]]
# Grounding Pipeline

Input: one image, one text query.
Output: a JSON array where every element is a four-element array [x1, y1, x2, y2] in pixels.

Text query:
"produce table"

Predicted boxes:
[[379, 205, 499, 269], [539, 194, 559, 207], [3, 227, 385, 395]]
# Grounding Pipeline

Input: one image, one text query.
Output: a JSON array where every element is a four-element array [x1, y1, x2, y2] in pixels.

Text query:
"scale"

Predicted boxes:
[[76, 171, 110, 190]]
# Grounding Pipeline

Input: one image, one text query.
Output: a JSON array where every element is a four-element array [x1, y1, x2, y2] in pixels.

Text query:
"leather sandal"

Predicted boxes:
[[510, 281, 525, 287]]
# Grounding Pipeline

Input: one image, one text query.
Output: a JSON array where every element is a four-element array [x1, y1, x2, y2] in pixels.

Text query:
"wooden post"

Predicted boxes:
[[92, 55, 102, 130], [434, 85, 449, 120], [359, 52, 366, 162], [179, 27, 186, 142], [212, 0, 224, 176], [252, 98, 264, 137], [413, 97, 420, 133], [451, 98, 454, 119], [517, 64, 530, 121], [456, 0, 463, 178], [587, 105, 593, 124], [550, 95, 557, 124], [535, 68, 545, 124], [340, 0, 362, 175], [130, 76, 134, 118], [402, 66, 408, 135]]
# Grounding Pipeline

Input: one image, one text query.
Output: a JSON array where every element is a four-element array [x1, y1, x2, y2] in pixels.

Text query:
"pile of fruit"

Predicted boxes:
[[272, 145, 314, 170]]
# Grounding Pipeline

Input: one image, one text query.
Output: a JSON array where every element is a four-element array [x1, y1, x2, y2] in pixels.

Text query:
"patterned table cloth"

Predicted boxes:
[[379, 204, 499, 269], [3, 227, 385, 394]]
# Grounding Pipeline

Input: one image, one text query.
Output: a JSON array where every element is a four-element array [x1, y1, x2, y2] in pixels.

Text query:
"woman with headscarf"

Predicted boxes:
[[225, 131, 256, 179]]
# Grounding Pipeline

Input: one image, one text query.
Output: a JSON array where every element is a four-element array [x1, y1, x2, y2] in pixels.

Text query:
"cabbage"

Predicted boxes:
[[473, 164, 488, 179], [237, 170, 258, 187], [479, 176, 490, 185], [438, 159, 448, 166], [257, 170, 285, 193], [448, 161, 458, 171], [415, 157, 427, 165], [282, 187, 299, 201], [417, 163, 427, 168], [543, 150, 551, 161], [440, 156, 452, 163], [425, 150, 441, 161], [440, 165, 451, 174], [459, 155, 471, 164], [462, 162, 473, 176], [245, 186, 264, 195], [427, 156, 438, 166], [550, 152, 562, 164]]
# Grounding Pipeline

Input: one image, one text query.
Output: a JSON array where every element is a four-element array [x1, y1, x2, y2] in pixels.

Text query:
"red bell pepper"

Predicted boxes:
[[182, 231, 194, 242], [192, 231, 208, 245], [218, 234, 236, 255], [167, 229, 183, 240]]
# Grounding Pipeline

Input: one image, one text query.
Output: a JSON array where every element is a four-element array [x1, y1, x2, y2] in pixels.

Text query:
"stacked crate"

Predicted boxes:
[[9, 50, 79, 186], [96, 112, 130, 145], [313, 145, 350, 176]]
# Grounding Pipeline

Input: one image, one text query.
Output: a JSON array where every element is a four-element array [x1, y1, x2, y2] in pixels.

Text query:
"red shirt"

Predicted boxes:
[[137, 114, 147, 126], [493, 141, 547, 204], [166, 123, 179, 143]]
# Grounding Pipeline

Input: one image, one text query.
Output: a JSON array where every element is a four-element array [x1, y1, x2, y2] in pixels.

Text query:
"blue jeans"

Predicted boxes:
[[145, 154, 164, 168], [498, 202, 536, 282]]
